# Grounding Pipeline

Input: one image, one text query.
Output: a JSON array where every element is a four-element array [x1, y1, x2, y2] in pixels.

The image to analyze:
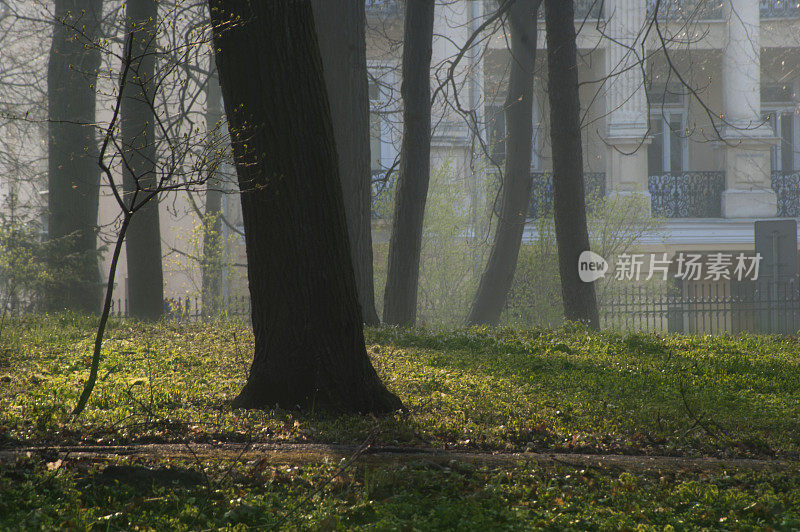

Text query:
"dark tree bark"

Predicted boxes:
[[201, 64, 224, 316], [382, 0, 435, 326], [47, 0, 103, 314], [121, 0, 163, 320], [467, 0, 540, 326], [311, 0, 380, 326], [209, 0, 403, 413], [544, 0, 599, 329]]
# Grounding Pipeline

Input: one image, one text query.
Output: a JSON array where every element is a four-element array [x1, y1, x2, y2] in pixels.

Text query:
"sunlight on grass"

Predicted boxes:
[[1, 315, 799, 459]]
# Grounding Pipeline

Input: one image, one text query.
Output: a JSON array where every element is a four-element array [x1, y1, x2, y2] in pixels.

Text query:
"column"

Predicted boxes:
[[604, 0, 651, 211], [720, 0, 777, 218]]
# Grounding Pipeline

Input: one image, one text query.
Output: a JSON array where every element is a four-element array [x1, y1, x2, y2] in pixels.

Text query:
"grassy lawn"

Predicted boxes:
[[3, 453, 799, 530], [1, 314, 800, 529]]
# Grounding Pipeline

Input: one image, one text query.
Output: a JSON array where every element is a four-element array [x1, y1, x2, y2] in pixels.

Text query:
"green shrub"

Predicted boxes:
[[505, 192, 664, 327], [374, 158, 492, 327]]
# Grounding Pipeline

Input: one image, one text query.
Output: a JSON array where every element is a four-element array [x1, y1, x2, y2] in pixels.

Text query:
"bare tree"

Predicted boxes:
[[467, 0, 541, 326], [544, 0, 599, 328], [209, 0, 403, 412], [382, 0, 435, 326], [74, 26, 219, 415]]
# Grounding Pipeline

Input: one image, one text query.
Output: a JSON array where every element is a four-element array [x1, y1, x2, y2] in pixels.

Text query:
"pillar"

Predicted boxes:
[[603, 0, 651, 211], [720, 0, 777, 218]]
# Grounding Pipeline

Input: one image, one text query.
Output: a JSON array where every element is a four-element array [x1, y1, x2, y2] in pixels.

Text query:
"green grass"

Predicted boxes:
[[2, 453, 800, 530], [1, 315, 800, 529], [1, 315, 798, 457]]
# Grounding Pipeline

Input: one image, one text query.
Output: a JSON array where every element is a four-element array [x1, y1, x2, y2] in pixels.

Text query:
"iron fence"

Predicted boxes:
[[601, 279, 800, 334], [109, 295, 251, 321]]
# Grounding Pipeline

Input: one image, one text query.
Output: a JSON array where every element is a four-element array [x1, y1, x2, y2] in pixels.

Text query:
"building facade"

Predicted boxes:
[[368, 0, 800, 259]]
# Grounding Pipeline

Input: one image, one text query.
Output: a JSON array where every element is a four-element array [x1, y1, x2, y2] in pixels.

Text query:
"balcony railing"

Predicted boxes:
[[646, 0, 724, 20], [368, 0, 799, 22], [645, 0, 799, 20], [536, 0, 603, 20], [648, 171, 724, 218], [760, 0, 800, 18], [365, 0, 402, 17], [377, 168, 800, 221], [771, 171, 800, 217], [528, 172, 606, 218], [574, 0, 604, 19]]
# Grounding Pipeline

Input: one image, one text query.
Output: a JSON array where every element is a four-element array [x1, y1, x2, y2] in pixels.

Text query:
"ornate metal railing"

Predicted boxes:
[[771, 171, 800, 217], [760, 0, 800, 18], [645, 0, 724, 21], [528, 172, 606, 218], [648, 171, 724, 218], [574, 0, 604, 19], [492, 0, 602, 20], [645, 0, 799, 20], [365, 0, 402, 17]]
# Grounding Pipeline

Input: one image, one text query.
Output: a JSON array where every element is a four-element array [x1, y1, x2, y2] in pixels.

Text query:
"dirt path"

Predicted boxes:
[[1, 443, 796, 472]]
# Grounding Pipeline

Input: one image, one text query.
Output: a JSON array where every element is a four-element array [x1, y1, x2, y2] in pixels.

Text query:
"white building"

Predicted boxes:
[[367, 0, 800, 259]]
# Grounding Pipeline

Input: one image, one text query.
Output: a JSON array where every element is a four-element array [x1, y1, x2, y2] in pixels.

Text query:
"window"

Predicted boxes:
[[485, 103, 506, 164], [484, 95, 540, 170], [368, 81, 384, 176], [367, 65, 400, 216], [647, 84, 687, 175], [762, 83, 798, 173], [762, 110, 797, 172], [367, 66, 399, 179]]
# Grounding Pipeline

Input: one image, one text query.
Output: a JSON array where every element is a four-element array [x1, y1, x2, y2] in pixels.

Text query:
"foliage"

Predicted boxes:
[[1, 316, 800, 528], [373, 168, 660, 328], [1, 316, 799, 457], [0, 217, 90, 316], [374, 159, 492, 327], [0, 219, 48, 312], [505, 192, 664, 327], [2, 453, 799, 530], [164, 210, 245, 313]]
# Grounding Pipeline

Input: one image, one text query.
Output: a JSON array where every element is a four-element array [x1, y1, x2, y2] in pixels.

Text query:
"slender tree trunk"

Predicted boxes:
[[209, 0, 403, 413], [47, 0, 103, 314], [311, 0, 380, 326], [544, 0, 599, 329], [467, 0, 540, 326], [202, 64, 224, 316], [73, 214, 130, 417], [382, 0, 435, 326], [121, 0, 163, 320]]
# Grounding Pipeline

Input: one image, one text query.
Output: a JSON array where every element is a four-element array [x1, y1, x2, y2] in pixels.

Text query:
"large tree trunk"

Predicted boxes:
[[382, 0, 435, 326], [467, 0, 540, 326], [544, 0, 599, 329], [209, 0, 403, 413], [201, 63, 224, 316], [47, 0, 103, 314], [121, 0, 163, 321], [311, 0, 380, 326]]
